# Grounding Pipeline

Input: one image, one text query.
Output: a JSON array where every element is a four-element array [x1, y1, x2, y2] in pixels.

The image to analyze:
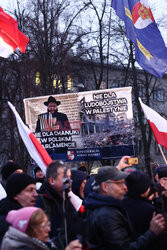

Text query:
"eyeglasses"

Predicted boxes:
[[40, 221, 51, 228], [105, 180, 126, 186]]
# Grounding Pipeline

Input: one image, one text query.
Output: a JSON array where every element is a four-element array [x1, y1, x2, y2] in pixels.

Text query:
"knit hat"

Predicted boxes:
[[126, 170, 150, 195], [158, 166, 167, 179], [1, 162, 22, 180], [94, 166, 128, 186], [6, 173, 35, 198], [71, 170, 88, 197], [6, 207, 40, 233], [34, 166, 41, 175], [84, 175, 95, 198], [153, 165, 167, 177]]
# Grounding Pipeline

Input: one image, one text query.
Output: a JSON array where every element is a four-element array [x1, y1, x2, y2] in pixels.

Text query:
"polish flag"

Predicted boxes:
[[8, 102, 84, 212], [8, 102, 52, 174], [139, 98, 167, 150], [0, 7, 29, 58]]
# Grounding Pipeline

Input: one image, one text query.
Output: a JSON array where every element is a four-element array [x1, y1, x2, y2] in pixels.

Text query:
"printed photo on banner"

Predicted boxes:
[[24, 87, 135, 161]]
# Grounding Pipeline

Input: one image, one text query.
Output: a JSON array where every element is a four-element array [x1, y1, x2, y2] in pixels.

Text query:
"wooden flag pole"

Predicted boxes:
[[158, 144, 167, 164]]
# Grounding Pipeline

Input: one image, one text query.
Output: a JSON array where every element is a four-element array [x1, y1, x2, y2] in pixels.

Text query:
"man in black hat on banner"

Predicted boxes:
[[35, 96, 71, 133]]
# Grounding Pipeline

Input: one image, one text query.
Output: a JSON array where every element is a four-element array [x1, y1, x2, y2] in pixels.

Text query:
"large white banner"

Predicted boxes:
[[24, 87, 135, 161]]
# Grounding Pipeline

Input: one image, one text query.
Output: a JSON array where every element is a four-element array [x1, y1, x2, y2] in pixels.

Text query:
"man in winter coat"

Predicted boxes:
[[35, 160, 77, 247], [84, 166, 165, 250], [0, 173, 38, 244], [123, 170, 167, 250], [123, 170, 155, 236]]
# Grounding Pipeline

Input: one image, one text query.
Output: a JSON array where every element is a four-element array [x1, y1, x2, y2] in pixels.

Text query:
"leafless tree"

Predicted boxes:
[[21, 0, 90, 94]]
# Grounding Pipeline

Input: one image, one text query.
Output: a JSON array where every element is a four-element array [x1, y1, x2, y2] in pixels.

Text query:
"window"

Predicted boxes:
[[153, 89, 165, 102], [111, 81, 118, 88], [67, 75, 73, 90], [52, 75, 62, 89], [35, 72, 40, 85], [139, 85, 146, 99]]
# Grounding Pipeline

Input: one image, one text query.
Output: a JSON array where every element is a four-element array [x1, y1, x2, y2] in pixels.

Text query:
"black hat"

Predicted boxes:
[[158, 166, 167, 179], [44, 96, 61, 106], [126, 170, 150, 195], [34, 166, 41, 175], [94, 166, 128, 186], [71, 170, 88, 197], [1, 162, 22, 180], [84, 175, 95, 198], [153, 165, 165, 177], [6, 173, 35, 198]]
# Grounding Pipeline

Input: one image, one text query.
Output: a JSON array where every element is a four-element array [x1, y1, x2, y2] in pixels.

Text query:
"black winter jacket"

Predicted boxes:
[[0, 197, 22, 244], [123, 192, 155, 236], [35, 182, 77, 243], [84, 192, 156, 250], [35, 111, 71, 133]]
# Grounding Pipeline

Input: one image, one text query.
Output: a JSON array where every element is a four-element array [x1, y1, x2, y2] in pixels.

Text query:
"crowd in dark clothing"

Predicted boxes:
[[123, 171, 155, 236], [0, 158, 167, 249], [35, 180, 76, 241]]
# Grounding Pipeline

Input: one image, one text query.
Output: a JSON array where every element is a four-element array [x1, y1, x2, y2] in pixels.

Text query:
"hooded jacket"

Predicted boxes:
[[1, 226, 50, 250], [84, 192, 156, 250]]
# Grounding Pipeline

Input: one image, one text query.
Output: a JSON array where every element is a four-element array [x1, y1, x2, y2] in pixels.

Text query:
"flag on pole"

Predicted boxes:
[[111, 0, 167, 78], [0, 7, 29, 58], [8, 102, 52, 174], [139, 98, 167, 150], [0, 183, 6, 200], [8, 102, 85, 212]]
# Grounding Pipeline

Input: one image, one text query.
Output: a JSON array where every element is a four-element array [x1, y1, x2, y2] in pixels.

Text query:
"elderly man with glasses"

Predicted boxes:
[[84, 166, 165, 250]]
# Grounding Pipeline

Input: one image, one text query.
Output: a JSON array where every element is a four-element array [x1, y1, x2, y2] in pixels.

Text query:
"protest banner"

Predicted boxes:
[[24, 87, 135, 161]]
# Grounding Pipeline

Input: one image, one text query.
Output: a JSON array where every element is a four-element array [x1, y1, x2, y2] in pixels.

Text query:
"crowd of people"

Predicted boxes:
[[0, 156, 167, 249]]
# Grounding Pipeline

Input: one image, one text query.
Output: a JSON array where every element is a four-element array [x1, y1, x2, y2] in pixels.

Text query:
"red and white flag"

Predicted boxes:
[[0, 7, 29, 58], [8, 102, 52, 174], [139, 98, 167, 150]]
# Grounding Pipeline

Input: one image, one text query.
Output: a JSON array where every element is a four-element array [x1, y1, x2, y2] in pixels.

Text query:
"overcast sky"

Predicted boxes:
[[1, 0, 167, 43], [1, 0, 167, 12]]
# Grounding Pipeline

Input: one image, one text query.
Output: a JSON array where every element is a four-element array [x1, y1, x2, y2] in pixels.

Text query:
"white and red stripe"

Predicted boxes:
[[139, 98, 167, 150], [0, 7, 29, 58], [132, 0, 154, 29], [8, 101, 85, 212], [8, 102, 52, 174]]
